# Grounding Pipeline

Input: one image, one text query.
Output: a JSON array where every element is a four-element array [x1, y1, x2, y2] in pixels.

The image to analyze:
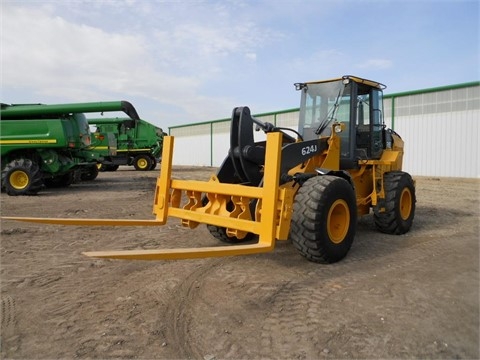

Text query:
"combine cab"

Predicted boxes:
[[4, 76, 416, 263]]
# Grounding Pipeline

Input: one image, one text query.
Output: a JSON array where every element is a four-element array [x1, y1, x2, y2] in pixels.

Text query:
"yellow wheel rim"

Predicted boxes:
[[327, 199, 350, 244], [137, 158, 148, 169], [399, 188, 412, 220], [10, 170, 29, 190]]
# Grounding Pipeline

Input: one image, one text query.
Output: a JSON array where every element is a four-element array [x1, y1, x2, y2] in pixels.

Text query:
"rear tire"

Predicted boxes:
[[290, 176, 357, 264], [133, 155, 152, 171], [1, 158, 44, 195], [374, 171, 416, 234]]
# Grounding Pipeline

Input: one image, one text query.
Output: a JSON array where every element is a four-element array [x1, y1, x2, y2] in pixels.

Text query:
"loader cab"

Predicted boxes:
[[296, 75, 386, 169]]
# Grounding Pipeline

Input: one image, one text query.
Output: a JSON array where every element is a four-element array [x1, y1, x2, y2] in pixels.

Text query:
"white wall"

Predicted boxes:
[[170, 123, 211, 166], [212, 121, 229, 166], [390, 85, 480, 178], [168, 83, 480, 178], [394, 110, 479, 178]]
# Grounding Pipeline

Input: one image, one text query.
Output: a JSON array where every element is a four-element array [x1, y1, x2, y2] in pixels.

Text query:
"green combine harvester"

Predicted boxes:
[[0, 101, 140, 195], [88, 117, 166, 171]]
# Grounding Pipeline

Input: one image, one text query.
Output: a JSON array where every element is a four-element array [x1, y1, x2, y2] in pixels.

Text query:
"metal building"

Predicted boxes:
[[169, 81, 480, 178]]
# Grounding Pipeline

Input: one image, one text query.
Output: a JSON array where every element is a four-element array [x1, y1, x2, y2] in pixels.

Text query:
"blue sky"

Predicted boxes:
[[1, 0, 479, 129]]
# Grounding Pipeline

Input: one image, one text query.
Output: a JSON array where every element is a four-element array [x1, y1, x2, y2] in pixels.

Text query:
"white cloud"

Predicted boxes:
[[1, 2, 282, 124], [288, 49, 347, 79], [245, 52, 257, 61], [151, 19, 278, 76], [3, 0, 476, 127], [2, 6, 153, 96]]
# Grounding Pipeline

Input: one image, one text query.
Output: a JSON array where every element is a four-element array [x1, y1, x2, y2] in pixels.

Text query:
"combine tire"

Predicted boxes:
[[374, 171, 416, 234], [133, 155, 152, 171], [81, 165, 99, 181], [290, 175, 357, 264], [1, 158, 43, 195], [149, 157, 157, 170]]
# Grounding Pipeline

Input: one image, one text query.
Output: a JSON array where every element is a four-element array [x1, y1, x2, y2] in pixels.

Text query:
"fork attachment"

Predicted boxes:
[[3, 132, 289, 260]]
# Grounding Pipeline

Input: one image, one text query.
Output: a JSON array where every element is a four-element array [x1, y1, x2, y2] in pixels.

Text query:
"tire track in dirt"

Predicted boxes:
[[161, 252, 301, 359], [163, 225, 475, 359], [194, 256, 303, 359], [163, 258, 228, 359], [259, 280, 343, 358], [256, 233, 475, 359], [1, 295, 16, 331], [0, 294, 21, 354]]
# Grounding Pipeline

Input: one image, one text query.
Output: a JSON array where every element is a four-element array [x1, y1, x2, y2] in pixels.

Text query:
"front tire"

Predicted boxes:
[[290, 176, 357, 264], [207, 224, 255, 243], [1, 158, 44, 195], [205, 197, 255, 243], [374, 171, 416, 234]]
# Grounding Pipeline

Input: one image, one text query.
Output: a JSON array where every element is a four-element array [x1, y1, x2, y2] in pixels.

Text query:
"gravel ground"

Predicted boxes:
[[1, 167, 479, 359]]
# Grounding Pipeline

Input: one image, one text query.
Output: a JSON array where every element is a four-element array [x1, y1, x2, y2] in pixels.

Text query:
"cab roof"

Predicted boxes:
[[303, 75, 386, 90]]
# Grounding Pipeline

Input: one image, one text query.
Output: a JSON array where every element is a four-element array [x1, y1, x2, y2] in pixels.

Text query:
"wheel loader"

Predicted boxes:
[[4, 76, 416, 263]]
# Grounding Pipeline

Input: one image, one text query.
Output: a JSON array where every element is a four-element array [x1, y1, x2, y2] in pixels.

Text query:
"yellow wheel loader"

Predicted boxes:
[[4, 76, 416, 263]]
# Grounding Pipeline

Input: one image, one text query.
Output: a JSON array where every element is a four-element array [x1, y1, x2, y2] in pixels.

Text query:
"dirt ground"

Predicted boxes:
[[0, 166, 478, 360]]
